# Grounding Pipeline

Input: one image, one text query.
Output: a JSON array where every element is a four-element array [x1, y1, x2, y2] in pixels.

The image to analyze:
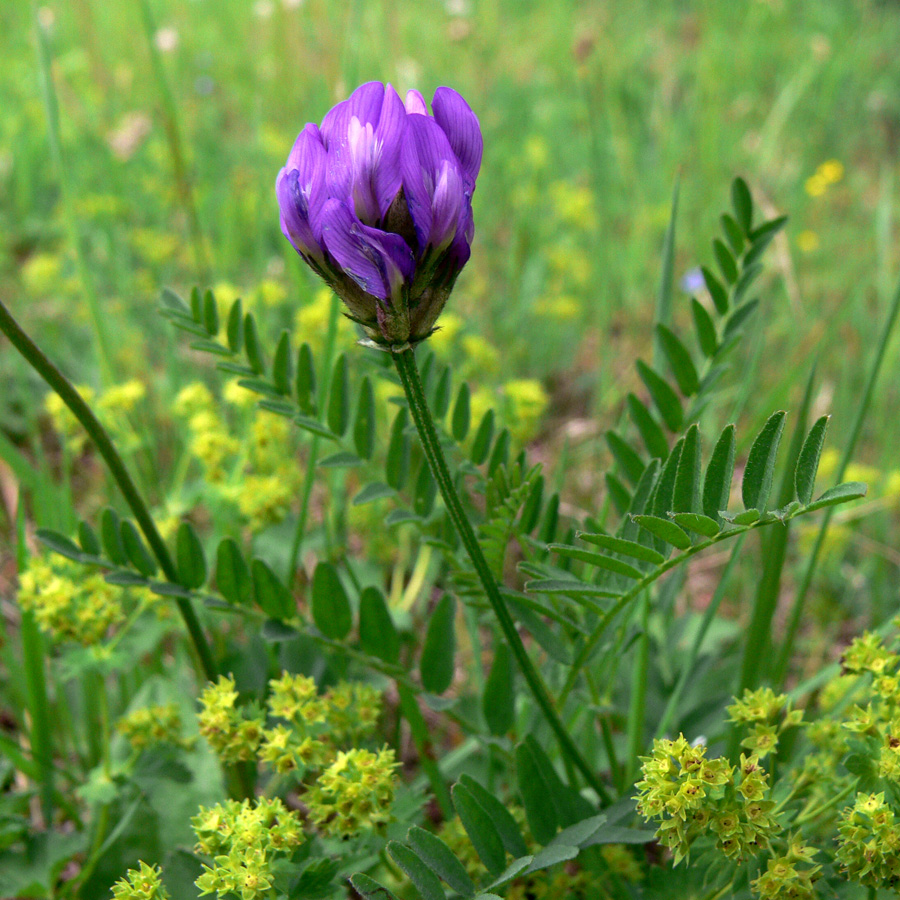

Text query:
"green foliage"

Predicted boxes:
[[4, 166, 887, 900]]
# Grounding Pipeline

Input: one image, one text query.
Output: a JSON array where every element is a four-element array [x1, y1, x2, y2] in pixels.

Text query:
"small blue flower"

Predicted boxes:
[[680, 267, 705, 294], [277, 82, 482, 345]]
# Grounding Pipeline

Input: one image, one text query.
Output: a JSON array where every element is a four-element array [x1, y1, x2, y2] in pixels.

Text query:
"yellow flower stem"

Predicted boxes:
[[794, 779, 856, 826], [392, 345, 610, 803]]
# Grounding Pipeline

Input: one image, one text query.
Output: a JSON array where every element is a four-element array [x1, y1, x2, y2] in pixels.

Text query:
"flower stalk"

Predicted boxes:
[[0, 298, 217, 684], [392, 345, 609, 802]]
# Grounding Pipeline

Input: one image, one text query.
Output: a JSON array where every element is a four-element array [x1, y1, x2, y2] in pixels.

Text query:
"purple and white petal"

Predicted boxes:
[[319, 199, 415, 303], [404, 89, 429, 116], [429, 160, 463, 252], [372, 84, 407, 217], [402, 115, 466, 252], [276, 167, 325, 260], [320, 81, 384, 147], [432, 87, 483, 189]]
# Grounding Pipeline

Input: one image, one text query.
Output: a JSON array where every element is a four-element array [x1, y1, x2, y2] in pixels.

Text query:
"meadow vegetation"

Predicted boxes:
[[2, 1, 900, 898]]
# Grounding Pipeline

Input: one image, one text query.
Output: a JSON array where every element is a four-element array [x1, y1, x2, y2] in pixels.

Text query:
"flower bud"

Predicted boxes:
[[276, 82, 482, 347]]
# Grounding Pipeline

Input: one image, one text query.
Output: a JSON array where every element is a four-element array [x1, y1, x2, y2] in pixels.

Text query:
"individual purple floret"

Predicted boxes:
[[276, 82, 482, 346]]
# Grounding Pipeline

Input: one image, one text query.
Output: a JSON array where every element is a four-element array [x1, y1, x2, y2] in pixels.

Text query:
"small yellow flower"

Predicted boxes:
[[129, 228, 181, 265], [884, 470, 900, 501], [253, 278, 287, 308], [174, 382, 214, 418], [22, 252, 63, 296], [98, 379, 146, 415], [534, 294, 581, 321], [502, 379, 549, 444], [222, 379, 257, 409], [294, 287, 354, 349], [796, 230, 820, 253], [429, 311, 464, 357], [549, 181, 597, 231], [817, 159, 844, 184], [461, 335, 500, 374], [804, 175, 828, 198], [524, 135, 549, 169], [844, 461, 881, 486]]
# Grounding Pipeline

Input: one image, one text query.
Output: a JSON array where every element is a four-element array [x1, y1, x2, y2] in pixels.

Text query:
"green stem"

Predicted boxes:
[[0, 299, 217, 683], [624, 593, 650, 784], [794, 779, 856, 826], [15, 505, 55, 825], [287, 294, 340, 584], [33, 4, 116, 383], [135, 0, 209, 277], [655, 535, 747, 740], [398, 684, 453, 818], [774, 272, 900, 685], [392, 345, 609, 803]]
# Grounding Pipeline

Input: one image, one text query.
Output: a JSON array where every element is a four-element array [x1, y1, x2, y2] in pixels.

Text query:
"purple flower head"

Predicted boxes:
[[276, 82, 482, 346]]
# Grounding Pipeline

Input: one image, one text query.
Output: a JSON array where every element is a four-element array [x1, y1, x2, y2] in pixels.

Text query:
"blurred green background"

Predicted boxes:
[[2, 0, 900, 620]]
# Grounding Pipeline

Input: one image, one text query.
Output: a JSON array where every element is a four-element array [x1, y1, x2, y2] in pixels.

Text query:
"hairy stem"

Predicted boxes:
[[0, 299, 217, 683], [392, 345, 609, 803]]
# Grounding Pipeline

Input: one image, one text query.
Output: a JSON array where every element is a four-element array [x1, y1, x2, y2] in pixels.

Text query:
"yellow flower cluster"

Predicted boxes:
[[636, 735, 779, 865], [796, 449, 900, 561], [45, 379, 147, 455], [192, 797, 304, 900], [197, 673, 391, 838], [294, 286, 354, 350], [173, 381, 301, 527], [22, 252, 64, 297], [111, 861, 171, 900], [502, 379, 549, 445], [727, 687, 804, 759], [45, 384, 96, 456], [17, 555, 129, 645], [197, 676, 266, 763], [304, 747, 398, 837], [837, 791, 900, 890], [128, 228, 183, 266], [116, 702, 194, 752]]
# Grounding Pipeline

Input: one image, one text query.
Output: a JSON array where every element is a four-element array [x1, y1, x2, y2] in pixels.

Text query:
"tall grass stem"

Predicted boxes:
[[16, 506, 55, 825], [774, 273, 900, 685], [33, 5, 116, 384], [135, 0, 209, 278]]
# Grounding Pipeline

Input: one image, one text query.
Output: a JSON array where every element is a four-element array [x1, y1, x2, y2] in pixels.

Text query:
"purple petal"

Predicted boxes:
[[432, 87, 482, 189], [401, 115, 465, 251], [404, 89, 429, 116], [319, 199, 415, 303], [373, 85, 407, 217], [286, 122, 324, 171], [430, 160, 463, 252], [320, 81, 385, 148], [276, 162, 326, 260]]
